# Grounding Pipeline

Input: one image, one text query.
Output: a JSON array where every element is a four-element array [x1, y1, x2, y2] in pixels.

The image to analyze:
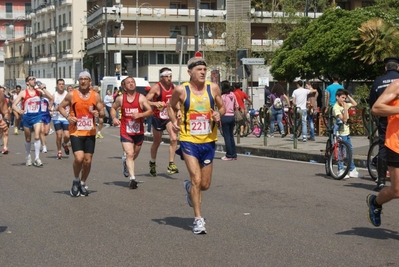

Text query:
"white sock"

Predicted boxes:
[[34, 140, 41, 159], [130, 176, 136, 181], [25, 142, 31, 157]]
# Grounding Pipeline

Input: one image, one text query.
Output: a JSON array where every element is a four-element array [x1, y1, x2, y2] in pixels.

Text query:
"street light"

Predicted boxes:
[[5, 13, 35, 89], [135, 1, 161, 77], [200, 23, 212, 58], [115, 0, 123, 78]]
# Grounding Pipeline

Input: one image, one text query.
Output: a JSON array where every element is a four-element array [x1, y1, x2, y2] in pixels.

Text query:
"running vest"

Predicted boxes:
[[153, 82, 174, 120], [179, 81, 217, 143], [69, 90, 97, 136], [22, 89, 41, 115], [52, 90, 69, 120], [385, 98, 399, 153], [121, 92, 144, 135]]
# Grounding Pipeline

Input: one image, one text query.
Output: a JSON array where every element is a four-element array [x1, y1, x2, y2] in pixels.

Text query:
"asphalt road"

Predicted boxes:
[[0, 126, 398, 267]]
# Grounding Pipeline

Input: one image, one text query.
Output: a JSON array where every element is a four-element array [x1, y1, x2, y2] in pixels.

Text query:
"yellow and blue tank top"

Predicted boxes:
[[179, 81, 217, 143]]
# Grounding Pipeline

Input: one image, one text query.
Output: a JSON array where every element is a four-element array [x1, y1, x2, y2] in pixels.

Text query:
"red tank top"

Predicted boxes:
[[121, 92, 144, 135], [152, 82, 174, 119]]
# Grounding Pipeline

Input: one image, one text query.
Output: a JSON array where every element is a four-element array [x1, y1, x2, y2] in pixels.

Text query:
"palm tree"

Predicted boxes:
[[352, 18, 399, 65]]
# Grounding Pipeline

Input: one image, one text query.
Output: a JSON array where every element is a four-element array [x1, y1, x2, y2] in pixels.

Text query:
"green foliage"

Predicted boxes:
[[270, 4, 396, 83], [354, 83, 371, 111]]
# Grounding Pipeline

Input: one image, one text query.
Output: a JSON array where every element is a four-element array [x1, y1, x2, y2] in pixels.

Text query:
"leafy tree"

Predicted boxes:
[[269, 5, 396, 84], [352, 18, 399, 65]]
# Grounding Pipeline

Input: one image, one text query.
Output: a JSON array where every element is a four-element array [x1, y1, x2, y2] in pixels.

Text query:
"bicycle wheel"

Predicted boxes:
[[367, 140, 378, 182], [328, 139, 352, 180], [324, 139, 332, 176]]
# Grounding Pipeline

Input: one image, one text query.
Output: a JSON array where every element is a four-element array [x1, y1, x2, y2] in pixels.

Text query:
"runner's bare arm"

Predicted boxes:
[[12, 90, 25, 115], [372, 79, 399, 117], [58, 92, 73, 121]]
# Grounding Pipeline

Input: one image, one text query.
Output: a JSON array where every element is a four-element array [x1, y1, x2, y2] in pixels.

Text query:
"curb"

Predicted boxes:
[[144, 136, 368, 168]]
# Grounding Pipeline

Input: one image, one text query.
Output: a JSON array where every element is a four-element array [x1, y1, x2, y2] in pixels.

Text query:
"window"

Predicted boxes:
[[25, 3, 32, 13], [69, 12, 71, 24], [49, 18, 51, 30], [69, 66, 72, 78], [169, 25, 187, 38], [42, 44, 45, 55], [63, 14, 66, 25], [67, 39, 71, 49], [200, 0, 216, 9], [170, 1, 187, 9], [361, 1, 374, 7], [5, 3, 12, 14], [49, 44, 52, 54]]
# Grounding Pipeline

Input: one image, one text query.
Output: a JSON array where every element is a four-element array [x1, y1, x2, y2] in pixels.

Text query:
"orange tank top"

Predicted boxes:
[[385, 98, 399, 153], [69, 90, 97, 136]]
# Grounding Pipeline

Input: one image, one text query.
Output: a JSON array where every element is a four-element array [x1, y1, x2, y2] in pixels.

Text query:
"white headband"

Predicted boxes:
[[160, 70, 172, 77]]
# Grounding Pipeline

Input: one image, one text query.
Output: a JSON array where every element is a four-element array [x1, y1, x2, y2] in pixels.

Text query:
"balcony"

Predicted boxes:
[[87, 7, 226, 26], [0, 11, 27, 20], [5, 57, 23, 64]]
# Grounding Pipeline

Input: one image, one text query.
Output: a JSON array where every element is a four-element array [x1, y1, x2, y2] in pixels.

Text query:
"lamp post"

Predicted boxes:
[[115, 0, 123, 78], [5, 14, 35, 88], [200, 23, 212, 57], [135, 1, 161, 77]]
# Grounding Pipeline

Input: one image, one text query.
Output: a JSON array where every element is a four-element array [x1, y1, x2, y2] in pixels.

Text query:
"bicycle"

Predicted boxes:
[[322, 107, 353, 180], [365, 110, 379, 182]]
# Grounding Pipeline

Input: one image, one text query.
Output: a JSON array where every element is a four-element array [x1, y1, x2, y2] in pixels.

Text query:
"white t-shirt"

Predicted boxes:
[[52, 90, 69, 121], [292, 87, 310, 110]]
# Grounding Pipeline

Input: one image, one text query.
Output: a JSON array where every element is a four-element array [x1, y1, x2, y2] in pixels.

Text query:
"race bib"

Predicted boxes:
[[126, 119, 140, 134], [76, 114, 94, 130], [190, 112, 211, 135], [159, 107, 169, 119], [41, 102, 48, 112], [26, 100, 40, 113]]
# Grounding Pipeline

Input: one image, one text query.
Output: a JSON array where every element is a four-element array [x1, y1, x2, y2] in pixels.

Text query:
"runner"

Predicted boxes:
[[58, 71, 104, 197], [12, 76, 53, 166], [110, 76, 152, 189], [167, 53, 226, 234], [50, 79, 71, 159], [39, 82, 52, 153], [0, 86, 10, 154], [146, 67, 179, 176]]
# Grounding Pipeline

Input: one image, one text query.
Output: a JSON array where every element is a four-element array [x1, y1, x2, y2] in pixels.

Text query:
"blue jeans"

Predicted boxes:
[[301, 109, 307, 139], [221, 115, 237, 158], [338, 135, 355, 171], [307, 113, 316, 139], [270, 108, 284, 135]]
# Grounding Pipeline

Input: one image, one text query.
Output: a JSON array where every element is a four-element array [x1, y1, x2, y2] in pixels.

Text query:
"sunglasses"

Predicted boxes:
[[28, 77, 36, 81]]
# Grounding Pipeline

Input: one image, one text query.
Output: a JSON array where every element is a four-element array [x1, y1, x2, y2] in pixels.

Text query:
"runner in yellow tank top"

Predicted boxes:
[[368, 77, 399, 227], [168, 52, 225, 234]]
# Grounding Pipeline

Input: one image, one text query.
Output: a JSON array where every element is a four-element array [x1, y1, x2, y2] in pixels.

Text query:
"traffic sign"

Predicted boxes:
[[241, 58, 265, 65]]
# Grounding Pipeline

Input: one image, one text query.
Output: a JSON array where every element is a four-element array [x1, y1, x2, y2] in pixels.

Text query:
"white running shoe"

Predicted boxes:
[[33, 158, 43, 167], [144, 131, 152, 136], [349, 169, 364, 178], [42, 146, 47, 153], [338, 170, 350, 179], [26, 156, 32, 166], [192, 218, 207, 234]]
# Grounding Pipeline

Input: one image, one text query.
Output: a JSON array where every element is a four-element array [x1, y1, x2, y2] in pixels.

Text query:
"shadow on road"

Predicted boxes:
[[336, 227, 399, 240], [152, 217, 193, 231], [0, 226, 8, 233]]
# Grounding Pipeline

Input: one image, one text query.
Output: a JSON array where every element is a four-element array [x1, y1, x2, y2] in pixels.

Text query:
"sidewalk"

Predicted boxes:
[[145, 132, 370, 168]]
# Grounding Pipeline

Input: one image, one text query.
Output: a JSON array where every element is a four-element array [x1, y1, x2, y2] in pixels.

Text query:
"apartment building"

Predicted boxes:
[[0, 0, 32, 88], [1, 0, 376, 87]]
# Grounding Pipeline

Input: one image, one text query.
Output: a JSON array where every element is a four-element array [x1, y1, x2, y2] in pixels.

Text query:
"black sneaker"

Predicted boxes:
[[129, 179, 138, 189], [70, 180, 81, 197], [149, 161, 157, 177], [79, 183, 89, 196], [366, 194, 382, 227]]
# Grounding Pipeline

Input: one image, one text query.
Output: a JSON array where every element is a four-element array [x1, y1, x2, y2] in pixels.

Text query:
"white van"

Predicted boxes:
[[100, 76, 151, 100]]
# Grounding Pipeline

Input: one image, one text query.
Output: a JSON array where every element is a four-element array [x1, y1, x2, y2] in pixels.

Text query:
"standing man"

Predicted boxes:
[[110, 76, 152, 189], [367, 76, 399, 227], [167, 53, 226, 234], [233, 83, 252, 137], [146, 67, 179, 176], [58, 71, 104, 197], [0, 86, 10, 154], [12, 76, 53, 166], [369, 57, 399, 191], [51, 79, 71, 159], [292, 80, 317, 142], [325, 74, 344, 107], [306, 83, 319, 141]]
